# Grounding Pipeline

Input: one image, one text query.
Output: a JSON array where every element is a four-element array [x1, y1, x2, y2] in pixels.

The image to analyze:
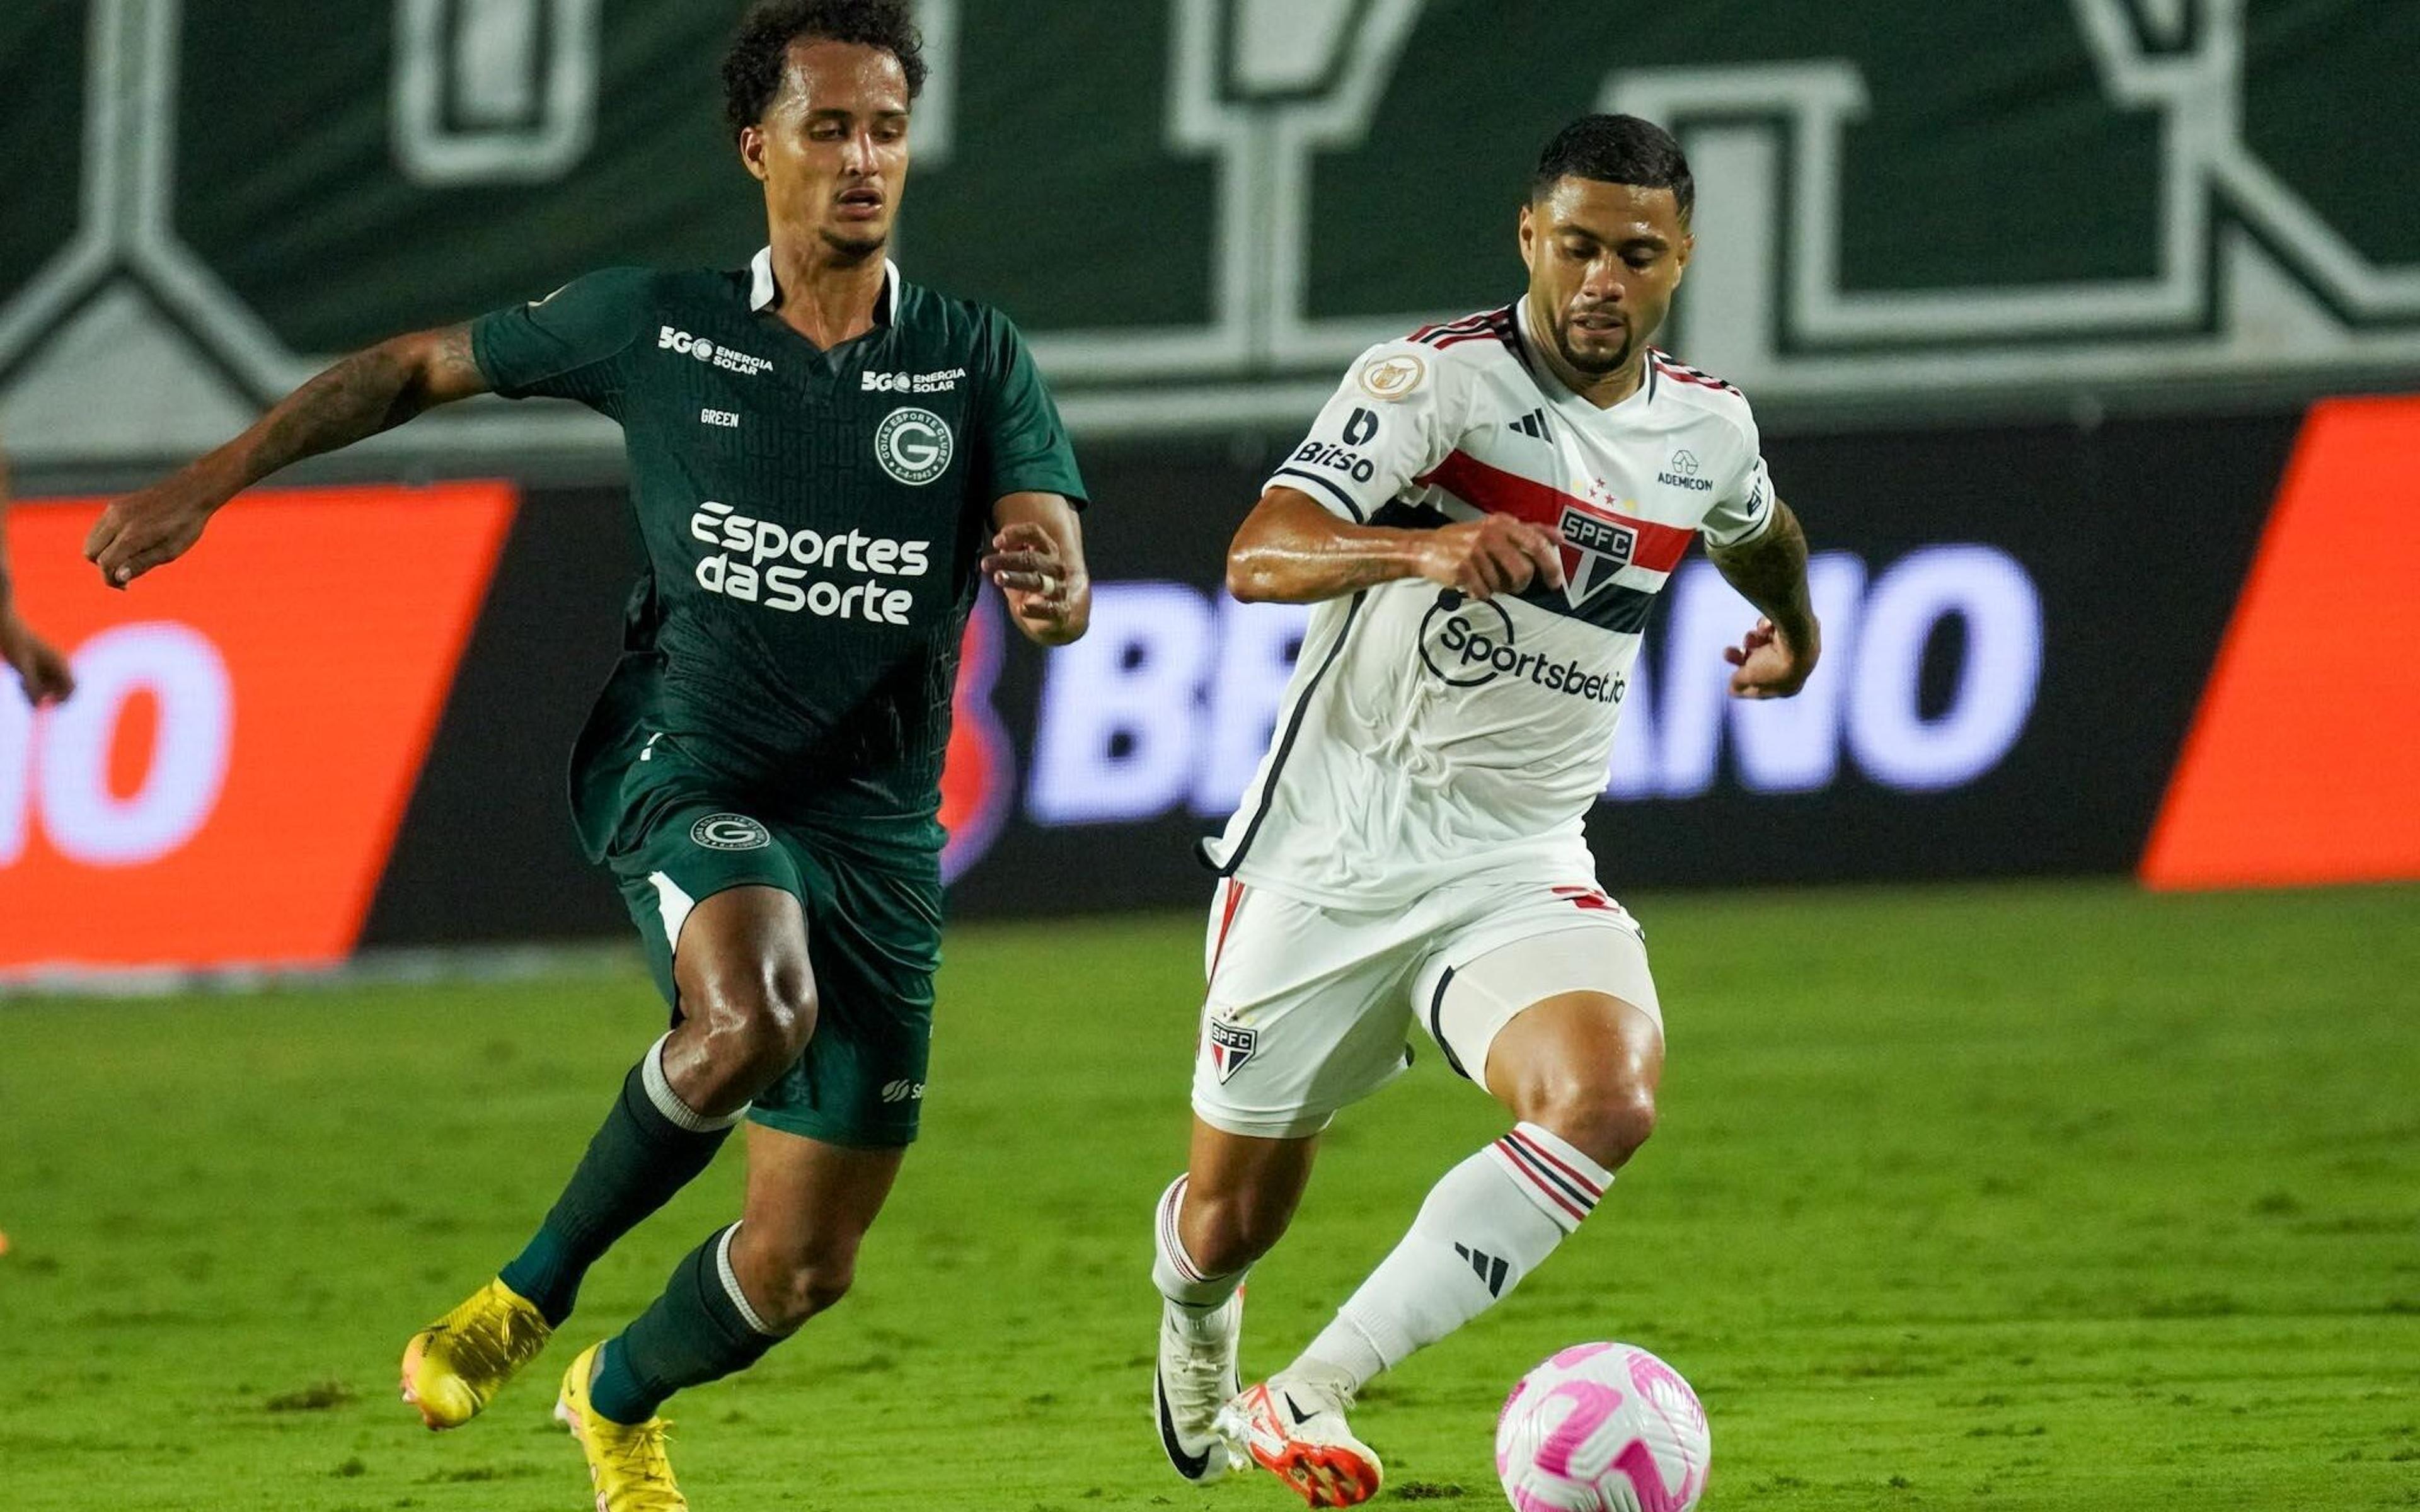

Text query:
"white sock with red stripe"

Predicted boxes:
[[1292, 1123, 1611, 1394], [1153, 1176, 1247, 1335]]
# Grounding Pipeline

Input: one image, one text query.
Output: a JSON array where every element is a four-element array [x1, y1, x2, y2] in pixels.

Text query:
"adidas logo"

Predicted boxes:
[[1506, 408, 1550, 442], [1454, 1242, 1510, 1298]]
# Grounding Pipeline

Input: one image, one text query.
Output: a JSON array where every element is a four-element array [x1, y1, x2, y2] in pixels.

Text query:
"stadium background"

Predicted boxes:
[[6, 0, 2416, 972], [3, 7, 2417, 1512]]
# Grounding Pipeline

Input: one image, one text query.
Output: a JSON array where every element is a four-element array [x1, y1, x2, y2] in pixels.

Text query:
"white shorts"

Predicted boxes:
[[1189, 874, 1661, 1139]]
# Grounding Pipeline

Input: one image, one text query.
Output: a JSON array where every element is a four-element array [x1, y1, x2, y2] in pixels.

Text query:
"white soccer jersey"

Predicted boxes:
[[1201, 299, 1777, 907]]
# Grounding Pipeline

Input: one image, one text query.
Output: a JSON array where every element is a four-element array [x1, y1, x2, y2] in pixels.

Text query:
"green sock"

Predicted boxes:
[[499, 1038, 737, 1326], [589, 1224, 784, 1424]]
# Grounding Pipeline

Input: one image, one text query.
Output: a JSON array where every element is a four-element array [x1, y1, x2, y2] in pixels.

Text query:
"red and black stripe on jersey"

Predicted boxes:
[[1648, 348, 1741, 396], [1402, 449, 1695, 635], [1411, 303, 1521, 353]]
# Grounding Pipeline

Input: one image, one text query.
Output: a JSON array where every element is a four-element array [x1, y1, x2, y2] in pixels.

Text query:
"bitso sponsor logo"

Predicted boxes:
[[1418, 593, 1627, 704], [861, 368, 967, 394], [688, 500, 931, 623], [879, 1078, 926, 1104], [1356, 352, 1427, 401], [689, 813, 771, 851], [1656, 449, 1712, 491], [656, 326, 773, 377], [873, 406, 954, 485], [1289, 439, 1376, 484]]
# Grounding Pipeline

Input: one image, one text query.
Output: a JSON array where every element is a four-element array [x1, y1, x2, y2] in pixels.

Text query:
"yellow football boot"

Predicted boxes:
[[555, 1342, 688, 1511], [400, 1277, 552, 1429]]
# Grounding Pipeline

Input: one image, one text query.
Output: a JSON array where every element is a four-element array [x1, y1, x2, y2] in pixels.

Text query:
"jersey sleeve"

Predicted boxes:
[[469, 267, 650, 415], [1698, 404, 1778, 547], [975, 314, 1088, 507], [1265, 341, 1467, 522]]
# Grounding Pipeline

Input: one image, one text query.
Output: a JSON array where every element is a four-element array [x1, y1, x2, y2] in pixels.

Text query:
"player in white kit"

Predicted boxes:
[[1146, 116, 1821, 1506]]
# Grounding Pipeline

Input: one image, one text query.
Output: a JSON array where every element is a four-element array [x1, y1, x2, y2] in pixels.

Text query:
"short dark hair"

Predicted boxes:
[[1530, 114, 1693, 220], [722, 0, 928, 140]]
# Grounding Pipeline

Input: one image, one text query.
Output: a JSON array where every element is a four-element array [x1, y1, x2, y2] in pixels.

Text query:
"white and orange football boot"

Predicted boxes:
[[1214, 1372, 1383, 1508]]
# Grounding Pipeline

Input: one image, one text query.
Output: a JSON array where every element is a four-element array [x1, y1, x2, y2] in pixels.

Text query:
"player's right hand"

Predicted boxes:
[[1415, 515, 1565, 600], [83, 470, 228, 588], [0, 610, 74, 704]]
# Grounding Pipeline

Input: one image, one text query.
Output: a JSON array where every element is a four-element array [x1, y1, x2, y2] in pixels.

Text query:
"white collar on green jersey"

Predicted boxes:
[[749, 246, 901, 324]]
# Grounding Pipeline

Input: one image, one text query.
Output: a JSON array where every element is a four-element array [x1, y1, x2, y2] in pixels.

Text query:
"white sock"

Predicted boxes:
[[1153, 1176, 1247, 1335], [1294, 1123, 1612, 1394]]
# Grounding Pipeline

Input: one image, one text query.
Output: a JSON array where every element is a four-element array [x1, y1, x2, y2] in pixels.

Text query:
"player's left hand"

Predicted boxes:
[[982, 521, 1083, 633], [1724, 616, 1819, 699], [0, 609, 76, 704]]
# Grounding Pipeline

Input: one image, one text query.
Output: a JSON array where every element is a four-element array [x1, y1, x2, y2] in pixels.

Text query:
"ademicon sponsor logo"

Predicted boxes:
[[1023, 545, 2042, 822], [689, 501, 931, 623], [2, 623, 233, 867]]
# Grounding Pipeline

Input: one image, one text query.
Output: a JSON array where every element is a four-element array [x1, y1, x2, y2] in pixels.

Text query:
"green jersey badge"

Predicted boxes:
[[875, 406, 954, 486]]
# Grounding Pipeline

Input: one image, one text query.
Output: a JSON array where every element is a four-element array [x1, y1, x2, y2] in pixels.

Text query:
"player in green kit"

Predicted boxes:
[[79, 3, 1087, 1505]]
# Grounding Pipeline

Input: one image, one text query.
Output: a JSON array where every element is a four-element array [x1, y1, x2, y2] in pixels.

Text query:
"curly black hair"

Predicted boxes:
[[721, 0, 928, 140], [1531, 114, 1693, 220]]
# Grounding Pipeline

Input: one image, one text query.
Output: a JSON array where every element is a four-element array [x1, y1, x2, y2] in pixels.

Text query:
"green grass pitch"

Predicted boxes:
[[3, 880, 2416, 1511]]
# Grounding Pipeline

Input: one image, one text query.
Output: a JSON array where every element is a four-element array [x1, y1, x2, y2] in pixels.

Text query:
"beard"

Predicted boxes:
[[819, 223, 890, 261], [1554, 318, 1636, 376]]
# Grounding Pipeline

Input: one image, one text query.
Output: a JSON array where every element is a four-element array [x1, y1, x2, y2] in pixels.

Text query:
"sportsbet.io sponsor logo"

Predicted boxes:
[[688, 501, 931, 623], [874, 406, 954, 486], [1419, 593, 1626, 705], [657, 326, 773, 377], [689, 814, 772, 851]]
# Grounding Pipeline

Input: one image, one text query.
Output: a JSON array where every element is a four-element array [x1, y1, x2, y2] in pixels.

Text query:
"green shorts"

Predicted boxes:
[[603, 743, 942, 1148]]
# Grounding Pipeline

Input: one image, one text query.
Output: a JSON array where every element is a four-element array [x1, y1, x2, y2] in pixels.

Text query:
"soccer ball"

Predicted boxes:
[[1494, 1342, 1709, 1512]]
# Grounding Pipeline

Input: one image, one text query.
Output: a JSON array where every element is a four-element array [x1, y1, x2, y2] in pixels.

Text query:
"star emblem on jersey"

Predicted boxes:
[[1205, 1017, 1257, 1084], [875, 406, 955, 485], [689, 814, 771, 851], [1557, 501, 1639, 605]]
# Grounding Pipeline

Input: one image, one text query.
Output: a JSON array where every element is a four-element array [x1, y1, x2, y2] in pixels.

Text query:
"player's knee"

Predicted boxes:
[[688, 966, 819, 1097], [1527, 1075, 1657, 1171]]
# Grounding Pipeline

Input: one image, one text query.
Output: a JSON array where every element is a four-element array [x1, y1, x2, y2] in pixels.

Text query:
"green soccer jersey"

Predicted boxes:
[[471, 250, 1086, 861]]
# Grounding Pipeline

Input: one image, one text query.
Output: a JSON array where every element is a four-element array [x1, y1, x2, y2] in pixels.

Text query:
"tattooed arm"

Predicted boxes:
[[84, 324, 490, 587], [1707, 497, 1821, 700]]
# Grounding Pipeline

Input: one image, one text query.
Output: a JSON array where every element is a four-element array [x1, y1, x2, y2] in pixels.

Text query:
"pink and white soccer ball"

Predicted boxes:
[[1494, 1342, 1710, 1512]]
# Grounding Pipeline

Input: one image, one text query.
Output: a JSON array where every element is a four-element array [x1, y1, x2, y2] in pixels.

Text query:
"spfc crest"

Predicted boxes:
[[1557, 503, 1639, 606], [1205, 1017, 1259, 1084]]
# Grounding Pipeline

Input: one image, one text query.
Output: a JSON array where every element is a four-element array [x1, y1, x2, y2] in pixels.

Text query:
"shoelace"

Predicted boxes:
[[1165, 1319, 1235, 1405], [599, 1419, 684, 1511], [438, 1305, 535, 1383]]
